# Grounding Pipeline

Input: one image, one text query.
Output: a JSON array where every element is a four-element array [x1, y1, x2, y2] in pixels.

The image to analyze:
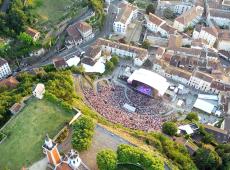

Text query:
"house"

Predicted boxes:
[[0, 58, 11, 80], [26, 27, 40, 41], [33, 83, 45, 99], [75, 21, 94, 41], [173, 6, 204, 32], [145, 13, 176, 37], [9, 102, 25, 115], [178, 123, 199, 135], [188, 71, 214, 93], [53, 58, 68, 70], [174, 3, 193, 15], [94, 38, 148, 66], [66, 21, 93, 46], [0, 76, 19, 89], [66, 24, 83, 46], [217, 30, 230, 51], [155, 47, 165, 59], [208, 9, 230, 27], [168, 34, 182, 48], [192, 26, 219, 47], [113, 2, 138, 35], [145, 13, 165, 33]]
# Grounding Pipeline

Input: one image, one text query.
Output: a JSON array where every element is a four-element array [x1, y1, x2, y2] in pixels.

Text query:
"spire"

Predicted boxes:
[[44, 134, 53, 149]]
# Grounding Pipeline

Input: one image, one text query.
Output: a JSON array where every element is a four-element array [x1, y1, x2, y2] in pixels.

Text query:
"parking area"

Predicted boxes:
[[80, 125, 131, 170]]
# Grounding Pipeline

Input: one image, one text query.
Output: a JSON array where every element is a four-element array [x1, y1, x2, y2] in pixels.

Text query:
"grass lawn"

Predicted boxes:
[[0, 98, 73, 170], [31, 0, 74, 24]]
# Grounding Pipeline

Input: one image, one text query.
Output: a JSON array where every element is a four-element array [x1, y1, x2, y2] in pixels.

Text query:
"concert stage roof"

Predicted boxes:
[[127, 69, 170, 96]]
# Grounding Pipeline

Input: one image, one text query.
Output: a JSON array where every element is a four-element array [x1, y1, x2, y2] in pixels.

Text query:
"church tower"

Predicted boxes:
[[42, 134, 61, 166]]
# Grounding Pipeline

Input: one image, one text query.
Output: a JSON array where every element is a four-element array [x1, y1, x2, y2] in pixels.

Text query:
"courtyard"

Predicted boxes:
[[0, 98, 73, 169]]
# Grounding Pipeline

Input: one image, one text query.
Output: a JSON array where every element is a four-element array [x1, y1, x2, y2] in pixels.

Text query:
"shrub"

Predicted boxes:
[[162, 122, 178, 136], [71, 116, 95, 151], [97, 149, 117, 170], [186, 112, 199, 121]]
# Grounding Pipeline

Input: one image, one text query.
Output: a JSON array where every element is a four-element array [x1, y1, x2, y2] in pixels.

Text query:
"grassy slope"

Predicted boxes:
[[0, 98, 73, 170], [32, 0, 74, 23]]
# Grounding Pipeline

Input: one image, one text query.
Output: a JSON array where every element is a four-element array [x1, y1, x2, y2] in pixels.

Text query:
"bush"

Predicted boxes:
[[186, 112, 199, 121], [71, 116, 95, 151], [97, 149, 117, 170], [162, 122, 178, 136], [117, 144, 164, 170]]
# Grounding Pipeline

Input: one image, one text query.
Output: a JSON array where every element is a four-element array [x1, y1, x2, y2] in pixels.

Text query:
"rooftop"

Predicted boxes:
[[175, 6, 204, 25], [115, 2, 137, 24]]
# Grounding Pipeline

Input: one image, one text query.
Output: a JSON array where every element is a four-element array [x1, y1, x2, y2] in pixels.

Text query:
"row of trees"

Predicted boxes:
[[97, 144, 164, 170], [72, 116, 95, 151]]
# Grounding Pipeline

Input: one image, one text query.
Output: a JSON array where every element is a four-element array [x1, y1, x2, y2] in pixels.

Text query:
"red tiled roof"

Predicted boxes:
[[0, 76, 19, 88], [148, 13, 164, 26], [26, 27, 40, 38]]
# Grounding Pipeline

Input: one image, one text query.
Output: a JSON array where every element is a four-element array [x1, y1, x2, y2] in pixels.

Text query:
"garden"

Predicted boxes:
[[0, 98, 74, 169]]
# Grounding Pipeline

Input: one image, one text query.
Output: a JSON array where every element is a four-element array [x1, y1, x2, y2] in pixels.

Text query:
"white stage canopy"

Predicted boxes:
[[198, 94, 218, 101], [127, 69, 170, 96]]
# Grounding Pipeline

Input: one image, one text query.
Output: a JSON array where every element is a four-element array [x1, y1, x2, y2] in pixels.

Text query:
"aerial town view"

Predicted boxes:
[[0, 0, 230, 169]]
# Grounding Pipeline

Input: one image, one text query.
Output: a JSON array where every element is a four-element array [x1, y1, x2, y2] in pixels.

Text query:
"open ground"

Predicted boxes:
[[0, 97, 73, 170]]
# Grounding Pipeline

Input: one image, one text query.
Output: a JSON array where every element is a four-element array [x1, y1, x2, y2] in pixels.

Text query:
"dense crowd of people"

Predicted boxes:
[[83, 83, 176, 131]]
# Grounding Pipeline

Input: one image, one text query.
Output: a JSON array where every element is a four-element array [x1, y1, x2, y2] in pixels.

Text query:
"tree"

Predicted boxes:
[[186, 112, 199, 121], [216, 144, 230, 170], [110, 56, 119, 66], [142, 40, 150, 49], [162, 122, 178, 136], [128, 0, 135, 3], [146, 4, 156, 14], [18, 32, 34, 46], [163, 8, 175, 20], [105, 61, 114, 72], [97, 149, 117, 170], [72, 116, 95, 151], [194, 148, 221, 170]]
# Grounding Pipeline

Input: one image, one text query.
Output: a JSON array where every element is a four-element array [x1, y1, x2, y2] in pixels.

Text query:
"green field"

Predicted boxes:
[[0, 98, 73, 170], [32, 0, 74, 23]]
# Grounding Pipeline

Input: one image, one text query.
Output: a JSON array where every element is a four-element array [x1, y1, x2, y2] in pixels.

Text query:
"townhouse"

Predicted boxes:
[[113, 2, 138, 35], [192, 26, 218, 47], [0, 58, 11, 80], [174, 3, 193, 15], [217, 30, 230, 51], [66, 21, 94, 46], [85, 38, 148, 66], [145, 13, 176, 37], [208, 9, 230, 27], [173, 6, 204, 32]]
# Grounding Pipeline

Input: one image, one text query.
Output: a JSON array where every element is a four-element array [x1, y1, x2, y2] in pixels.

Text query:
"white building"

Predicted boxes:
[[208, 9, 230, 27], [127, 68, 170, 96], [96, 38, 148, 66], [188, 71, 214, 93], [75, 21, 94, 41], [192, 26, 218, 47], [113, 2, 138, 35], [33, 83, 45, 99], [217, 30, 230, 51], [145, 13, 176, 37], [174, 3, 193, 15], [0, 58, 11, 80], [173, 6, 204, 32]]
